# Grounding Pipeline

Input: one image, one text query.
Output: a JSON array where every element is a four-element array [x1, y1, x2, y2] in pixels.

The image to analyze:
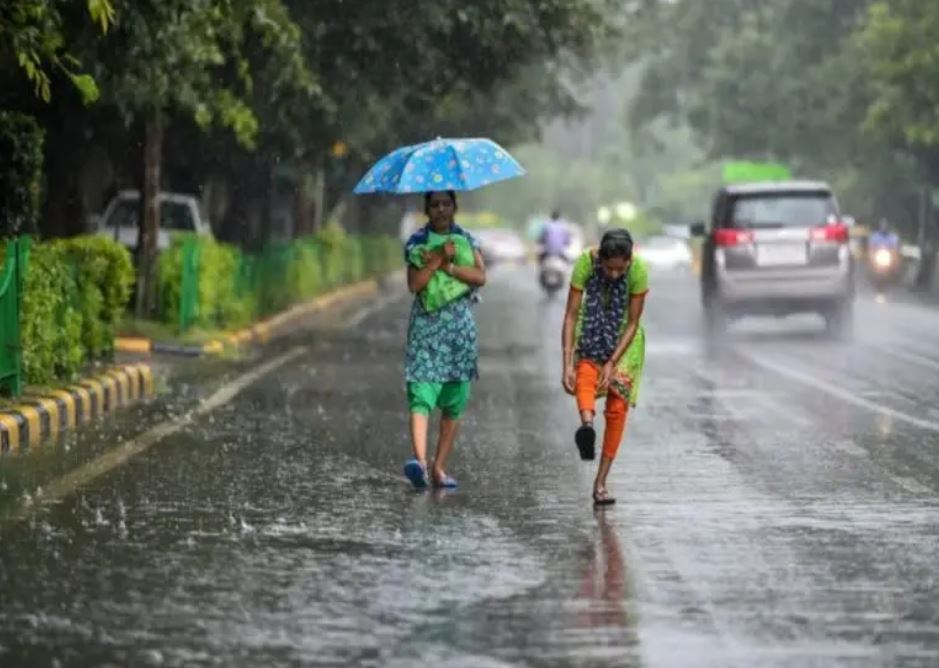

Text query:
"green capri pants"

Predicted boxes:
[[407, 381, 472, 419]]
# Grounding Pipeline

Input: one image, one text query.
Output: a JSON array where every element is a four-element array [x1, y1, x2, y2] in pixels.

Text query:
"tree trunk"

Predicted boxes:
[[294, 169, 314, 238], [135, 113, 163, 318], [313, 160, 326, 232]]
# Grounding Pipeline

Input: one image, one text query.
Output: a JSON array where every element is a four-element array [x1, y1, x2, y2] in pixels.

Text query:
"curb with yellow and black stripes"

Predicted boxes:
[[0, 364, 154, 455]]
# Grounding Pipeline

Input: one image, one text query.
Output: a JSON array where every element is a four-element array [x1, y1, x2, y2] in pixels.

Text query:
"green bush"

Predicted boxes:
[[0, 112, 44, 236], [288, 241, 325, 303], [16, 235, 133, 386], [159, 235, 256, 331], [157, 230, 400, 332], [315, 222, 347, 288], [55, 236, 134, 358], [21, 244, 83, 385]]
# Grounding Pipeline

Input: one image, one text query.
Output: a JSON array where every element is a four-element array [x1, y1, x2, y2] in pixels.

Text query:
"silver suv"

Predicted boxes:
[[694, 181, 855, 338]]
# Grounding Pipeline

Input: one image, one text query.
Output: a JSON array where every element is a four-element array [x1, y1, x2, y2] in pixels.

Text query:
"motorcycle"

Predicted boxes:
[[866, 242, 901, 291], [539, 253, 569, 298]]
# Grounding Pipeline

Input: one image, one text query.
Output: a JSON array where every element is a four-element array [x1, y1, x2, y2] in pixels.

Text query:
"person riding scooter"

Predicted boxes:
[[538, 210, 574, 297], [538, 210, 573, 262], [867, 219, 901, 290]]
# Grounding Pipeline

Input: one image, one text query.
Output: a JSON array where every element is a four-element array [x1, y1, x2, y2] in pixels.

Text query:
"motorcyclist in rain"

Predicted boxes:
[[538, 210, 573, 263], [869, 218, 899, 250]]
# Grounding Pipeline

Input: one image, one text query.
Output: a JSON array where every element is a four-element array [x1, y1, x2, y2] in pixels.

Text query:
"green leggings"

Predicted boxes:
[[407, 381, 472, 419]]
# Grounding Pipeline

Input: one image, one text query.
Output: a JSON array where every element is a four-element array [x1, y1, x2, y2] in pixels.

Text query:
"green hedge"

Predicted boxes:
[[158, 225, 400, 332], [17, 236, 134, 385]]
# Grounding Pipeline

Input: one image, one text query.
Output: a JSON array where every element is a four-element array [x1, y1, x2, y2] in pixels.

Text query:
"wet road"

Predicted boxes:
[[1, 266, 939, 667]]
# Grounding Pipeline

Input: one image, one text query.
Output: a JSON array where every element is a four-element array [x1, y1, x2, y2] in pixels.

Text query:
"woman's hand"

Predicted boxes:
[[562, 364, 576, 395], [422, 249, 444, 271], [597, 361, 615, 392], [442, 240, 456, 260]]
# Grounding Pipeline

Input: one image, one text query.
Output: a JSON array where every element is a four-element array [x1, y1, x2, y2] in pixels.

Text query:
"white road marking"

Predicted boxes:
[[737, 349, 939, 434], [881, 347, 939, 373], [3, 346, 308, 527], [345, 289, 407, 329]]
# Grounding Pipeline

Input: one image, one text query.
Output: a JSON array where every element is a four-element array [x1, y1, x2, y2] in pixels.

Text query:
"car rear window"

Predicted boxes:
[[727, 192, 836, 229]]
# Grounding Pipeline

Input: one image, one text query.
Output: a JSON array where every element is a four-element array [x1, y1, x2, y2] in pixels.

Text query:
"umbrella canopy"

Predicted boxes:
[[353, 137, 525, 194]]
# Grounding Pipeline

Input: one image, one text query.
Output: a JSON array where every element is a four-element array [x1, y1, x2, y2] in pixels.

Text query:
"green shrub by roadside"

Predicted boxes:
[[16, 236, 134, 385], [55, 236, 134, 358], [155, 226, 401, 333], [159, 235, 255, 332], [20, 243, 83, 384]]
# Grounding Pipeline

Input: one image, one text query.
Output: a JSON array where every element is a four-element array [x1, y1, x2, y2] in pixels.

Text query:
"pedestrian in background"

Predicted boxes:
[[402, 190, 487, 489], [561, 229, 648, 505]]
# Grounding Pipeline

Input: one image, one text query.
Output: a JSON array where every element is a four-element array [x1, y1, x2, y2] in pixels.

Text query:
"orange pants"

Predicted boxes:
[[575, 360, 629, 460]]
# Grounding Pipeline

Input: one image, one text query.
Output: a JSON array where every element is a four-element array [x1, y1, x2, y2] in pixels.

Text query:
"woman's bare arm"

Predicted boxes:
[[407, 250, 443, 293], [562, 287, 583, 371], [447, 250, 487, 287]]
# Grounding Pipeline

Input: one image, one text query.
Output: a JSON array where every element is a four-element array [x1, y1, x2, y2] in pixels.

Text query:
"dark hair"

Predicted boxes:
[[599, 228, 633, 261], [424, 190, 458, 216], [550, 209, 561, 220]]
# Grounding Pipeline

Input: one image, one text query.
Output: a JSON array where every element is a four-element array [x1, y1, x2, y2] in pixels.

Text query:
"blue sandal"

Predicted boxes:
[[404, 459, 429, 490], [432, 473, 458, 489]]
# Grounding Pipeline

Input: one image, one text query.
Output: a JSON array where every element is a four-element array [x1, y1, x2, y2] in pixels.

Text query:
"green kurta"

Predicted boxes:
[[571, 249, 649, 406]]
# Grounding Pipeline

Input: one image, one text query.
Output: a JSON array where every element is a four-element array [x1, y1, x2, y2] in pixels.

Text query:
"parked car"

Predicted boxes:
[[636, 235, 693, 272], [693, 180, 855, 338], [96, 191, 214, 251]]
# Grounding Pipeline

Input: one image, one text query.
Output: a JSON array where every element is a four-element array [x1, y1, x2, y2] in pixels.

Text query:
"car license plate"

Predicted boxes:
[[756, 243, 807, 267]]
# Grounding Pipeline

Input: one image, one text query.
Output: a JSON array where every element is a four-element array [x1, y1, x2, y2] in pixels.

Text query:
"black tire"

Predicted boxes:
[[825, 299, 854, 340]]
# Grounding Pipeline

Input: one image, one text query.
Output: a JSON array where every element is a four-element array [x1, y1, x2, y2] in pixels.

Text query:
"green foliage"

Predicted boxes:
[[314, 221, 349, 289], [287, 241, 325, 303], [1, 0, 114, 102], [20, 244, 83, 385], [0, 112, 44, 236], [94, 0, 315, 149], [55, 235, 134, 358], [18, 235, 132, 385], [862, 1, 939, 152], [626, 0, 937, 234], [157, 230, 399, 332], [159, 235, 254, 331]]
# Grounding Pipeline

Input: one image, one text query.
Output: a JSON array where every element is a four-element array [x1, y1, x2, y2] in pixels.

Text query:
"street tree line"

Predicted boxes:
[[1, 0, 618, 314], [626, 0, 939, 286]]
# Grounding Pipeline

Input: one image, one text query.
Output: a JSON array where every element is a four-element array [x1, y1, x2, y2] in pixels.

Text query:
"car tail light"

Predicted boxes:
[[810, 222, 848, 243], [713, 228, 754, 246]]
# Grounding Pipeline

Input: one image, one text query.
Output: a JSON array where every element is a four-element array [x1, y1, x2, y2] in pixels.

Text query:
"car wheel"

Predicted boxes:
[[825, 299, 854, 341]]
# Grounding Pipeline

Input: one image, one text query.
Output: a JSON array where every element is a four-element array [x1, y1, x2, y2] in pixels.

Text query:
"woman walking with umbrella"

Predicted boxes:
[[400, 190, 486, 488], [354, 138, 525, 489]]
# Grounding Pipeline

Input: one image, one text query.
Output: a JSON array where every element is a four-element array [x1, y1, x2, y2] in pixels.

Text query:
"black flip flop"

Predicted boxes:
[[593, 490, 616, 506], [575, 424, 596, 461]]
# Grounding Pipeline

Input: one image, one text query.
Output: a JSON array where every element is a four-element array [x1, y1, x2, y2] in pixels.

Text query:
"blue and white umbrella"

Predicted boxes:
[[353, 137, 526, 194]]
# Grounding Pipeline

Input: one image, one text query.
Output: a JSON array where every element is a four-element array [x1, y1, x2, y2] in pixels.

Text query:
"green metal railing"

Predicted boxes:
[[0, 237, 30, 396], [172, 234, 400, 334]]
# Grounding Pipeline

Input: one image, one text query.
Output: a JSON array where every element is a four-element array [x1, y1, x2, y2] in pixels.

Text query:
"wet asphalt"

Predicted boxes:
[[1, 265, 938, 667]]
